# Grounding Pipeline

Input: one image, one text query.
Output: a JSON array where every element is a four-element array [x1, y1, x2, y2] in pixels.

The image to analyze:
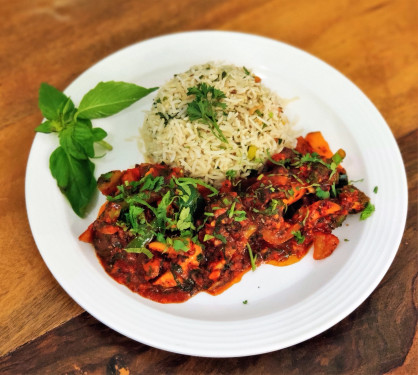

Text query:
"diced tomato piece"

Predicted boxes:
[[219, 179, 233, 193], [122, 168, 141, 183], [295, 136, 314, 154]]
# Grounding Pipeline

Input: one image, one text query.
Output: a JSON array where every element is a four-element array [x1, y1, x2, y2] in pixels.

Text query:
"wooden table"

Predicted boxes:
[[0, 0, 416, 373]]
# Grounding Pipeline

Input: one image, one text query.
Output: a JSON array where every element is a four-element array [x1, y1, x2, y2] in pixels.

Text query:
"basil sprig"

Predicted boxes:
[[36, 81, 157, 217]]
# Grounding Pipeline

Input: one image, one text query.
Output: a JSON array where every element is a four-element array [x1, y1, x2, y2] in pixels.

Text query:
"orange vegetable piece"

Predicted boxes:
[[153, 271, 177, 288], [305, 131, 333, 158], [313, 232, 339, 260], [148, 242, 168, 252], [143, 258, 161, 281], [282, 187, 306, 205], [79, 224, 94, 243], [262, 223, 300, 246], [100, 225, 119, 235]]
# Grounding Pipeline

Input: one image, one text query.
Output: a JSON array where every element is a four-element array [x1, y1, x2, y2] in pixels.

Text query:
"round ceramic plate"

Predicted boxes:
[[25, 31, 407, 357]]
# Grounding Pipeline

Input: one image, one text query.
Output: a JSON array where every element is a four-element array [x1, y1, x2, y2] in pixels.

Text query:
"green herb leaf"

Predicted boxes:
[[315, 187, 330, 199], [186, 83, 228, 143], [173, 239, 189, 252], [233, 210, 247, 222], [373, 186, 378, 194], [124, 246, 153, 258], [176, 177, 219, 196], [92, 127, 107, 142], [126, 205, 145, 231], [360, 202, 375, 220], [246, 243, 257, 271], [292, 230, 305, 244], [226, 169, 236, 179], [228, 201, 236, 218], [155, 191, 173, 230], [330, 183, 337, 197], [38, 83, 72, 121], [49, 146, 96, 217], [37, 80, 157, 217], [213, 233, 227, 244], [203, 234, 214, 241], [59, 119, 95, 159], [77, 81, 158, 119], [177, 207, 194, 231], [35, 120, 57, 134]]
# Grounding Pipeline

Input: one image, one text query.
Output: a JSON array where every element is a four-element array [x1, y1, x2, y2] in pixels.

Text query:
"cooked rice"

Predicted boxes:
[[142, 62, 296, 186]]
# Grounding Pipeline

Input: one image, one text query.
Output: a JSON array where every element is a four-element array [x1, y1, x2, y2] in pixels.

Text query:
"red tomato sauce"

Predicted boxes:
[[80, 132, 369, 303]]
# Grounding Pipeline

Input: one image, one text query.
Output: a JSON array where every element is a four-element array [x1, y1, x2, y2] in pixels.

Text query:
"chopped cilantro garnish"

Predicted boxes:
[[214, 233, 227, 244], [226, 169, 236, 179], [124, 246, 153, 259], [233, 210, 247, 222], [360, 202, 375, 220], [173, 238, 189, 252], [373, 186, 378, 194], [331, 183, 337, 197], [203, 234, 214, 242], [292, 230, 305, 244], [315, 187, 330, 199], [228, 201, 236, 218], [186, 83, 228, 143], [246, 243, 257, 271]]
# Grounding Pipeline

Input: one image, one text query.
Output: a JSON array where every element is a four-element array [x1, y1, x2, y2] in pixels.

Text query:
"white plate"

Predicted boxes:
[[25, 31, 408, 357]]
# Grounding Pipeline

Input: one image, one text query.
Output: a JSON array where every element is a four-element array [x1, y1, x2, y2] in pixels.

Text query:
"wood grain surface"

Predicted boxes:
[[0, 0, 416, 373]]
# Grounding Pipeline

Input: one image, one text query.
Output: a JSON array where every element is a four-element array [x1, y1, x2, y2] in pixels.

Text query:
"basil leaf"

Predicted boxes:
[[49, 146, 96, 217], [38, 83, 71, 121], [59, 119, 95, 159], [35, 120, 55, 134], [77, 81, 158, 119], [59, 97, 76, 124], [92, 127, 107, 142]]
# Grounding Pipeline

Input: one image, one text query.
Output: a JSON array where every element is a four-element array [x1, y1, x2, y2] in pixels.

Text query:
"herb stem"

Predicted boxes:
[[97, 140, 113, 150], [246, 243, 257, 271]]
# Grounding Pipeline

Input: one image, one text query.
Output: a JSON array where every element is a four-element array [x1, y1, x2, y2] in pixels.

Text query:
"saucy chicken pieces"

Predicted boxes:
[[80, 132, 370, 303]]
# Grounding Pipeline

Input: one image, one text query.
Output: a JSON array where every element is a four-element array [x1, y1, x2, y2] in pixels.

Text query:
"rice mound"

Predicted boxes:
[[142, 62, 296, 186]]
